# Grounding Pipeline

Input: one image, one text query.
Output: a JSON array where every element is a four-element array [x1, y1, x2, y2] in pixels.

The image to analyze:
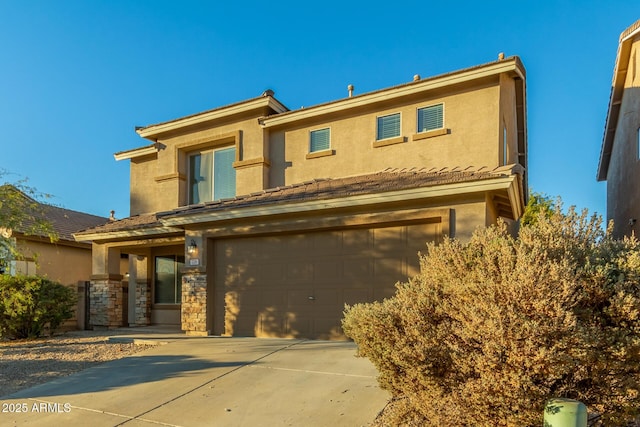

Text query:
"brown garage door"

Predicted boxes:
[[213, 222, 440, 339]]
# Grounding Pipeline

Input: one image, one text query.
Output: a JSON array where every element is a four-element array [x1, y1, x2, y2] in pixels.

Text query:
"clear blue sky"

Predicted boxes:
[[1, 1, 639, 219]]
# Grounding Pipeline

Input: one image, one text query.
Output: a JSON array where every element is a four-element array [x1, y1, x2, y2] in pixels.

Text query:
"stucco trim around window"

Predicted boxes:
[[174, 131, 241, 176], [306, 149, 335, 159], [154, 173, 187, 183], [373, 136, 405, 148], [233, 157, 271, 169], [411, 128, 449, 141]]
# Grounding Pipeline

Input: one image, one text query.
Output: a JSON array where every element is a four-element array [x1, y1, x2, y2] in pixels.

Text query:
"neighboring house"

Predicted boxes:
[[0, 186, 110, 328], [598, 18, 640, 238], [75, 55, 528, 339]]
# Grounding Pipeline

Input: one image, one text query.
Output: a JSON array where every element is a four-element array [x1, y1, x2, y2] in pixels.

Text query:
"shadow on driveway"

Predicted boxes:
[[7, 353, 254, 399]]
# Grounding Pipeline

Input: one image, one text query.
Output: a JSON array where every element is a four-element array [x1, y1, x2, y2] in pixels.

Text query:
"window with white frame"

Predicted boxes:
[[417, 104, 444, 133], [154, 255, 185, 304], [310, 128, 330, 153], [376, 113, 401, 140], [189, 146, 236, 204]]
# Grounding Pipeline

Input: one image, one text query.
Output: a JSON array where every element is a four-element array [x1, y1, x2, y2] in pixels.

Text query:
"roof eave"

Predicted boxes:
[[114, 143, 162, 161], [160, 175, 520, 227], [136, 96, 289, 141], [260, 57, 525, 128], [73, 225, 183, 243], [597, 20, 640, 181]]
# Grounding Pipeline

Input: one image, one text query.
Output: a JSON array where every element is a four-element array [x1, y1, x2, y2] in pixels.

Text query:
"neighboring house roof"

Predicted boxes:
[[40, 205, 110, 242], [75, 165, 524, 240], [1, 185, 110, 243], [597, 18, 640, 181]]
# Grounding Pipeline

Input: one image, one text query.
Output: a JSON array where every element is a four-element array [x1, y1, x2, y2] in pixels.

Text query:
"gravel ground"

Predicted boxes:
[[0, 330, 157, 398]]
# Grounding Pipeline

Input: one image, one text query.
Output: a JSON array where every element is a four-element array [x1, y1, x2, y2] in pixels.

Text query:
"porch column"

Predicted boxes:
[[89, 243, 123, 328], [129, 253, 151, 326], [181, 232, 208, 336]]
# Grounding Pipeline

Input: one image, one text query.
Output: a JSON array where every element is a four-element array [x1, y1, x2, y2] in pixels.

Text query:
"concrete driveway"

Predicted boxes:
[[0, 333, 389, 426]]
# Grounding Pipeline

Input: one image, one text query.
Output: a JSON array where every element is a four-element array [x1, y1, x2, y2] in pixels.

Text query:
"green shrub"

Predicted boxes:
[[343, 207, 640, 426], [0, 275, 76, 339]]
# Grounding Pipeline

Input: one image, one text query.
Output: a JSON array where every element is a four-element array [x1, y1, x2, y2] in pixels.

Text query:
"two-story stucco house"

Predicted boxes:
[[598, 18, 640, 238], [75, 55, 528, 339]]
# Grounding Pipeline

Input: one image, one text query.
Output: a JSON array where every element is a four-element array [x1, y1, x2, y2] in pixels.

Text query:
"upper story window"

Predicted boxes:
[[376, 113, 401, 140], [310, 128, 330, 153], [417, 104, 444, 133], [189, 146, 236, 204]]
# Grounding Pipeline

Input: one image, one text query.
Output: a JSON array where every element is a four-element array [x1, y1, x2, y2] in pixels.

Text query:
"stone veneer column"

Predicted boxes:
[[130, 254, 151, 326], [181, 272, 208, 336], [89, 276, 123, 328], [133, 279, 151, 326]]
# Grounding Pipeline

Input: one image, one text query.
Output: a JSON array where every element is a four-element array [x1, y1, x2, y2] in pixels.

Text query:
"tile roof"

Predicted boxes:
[[75, 213, 162, 235], [41, 205, 110, 241], [159, 165, 520, 219], [1, 186, 110, 242], [76, 165, 521, 237]]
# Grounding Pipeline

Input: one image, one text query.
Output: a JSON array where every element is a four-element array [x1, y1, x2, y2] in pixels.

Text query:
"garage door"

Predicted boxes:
[[213, 222, 440, 339]]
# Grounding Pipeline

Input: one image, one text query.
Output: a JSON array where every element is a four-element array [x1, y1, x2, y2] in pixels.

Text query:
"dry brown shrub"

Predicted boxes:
[[343, 207, 640, 426]]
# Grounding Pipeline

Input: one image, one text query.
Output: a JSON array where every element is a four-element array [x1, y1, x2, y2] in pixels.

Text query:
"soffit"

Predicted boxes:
[[597, 18, 640, 181], [72, 213, 182, 242]]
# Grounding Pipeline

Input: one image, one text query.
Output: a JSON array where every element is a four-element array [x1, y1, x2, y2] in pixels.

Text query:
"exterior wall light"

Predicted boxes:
[[187, 239, 198, 255]]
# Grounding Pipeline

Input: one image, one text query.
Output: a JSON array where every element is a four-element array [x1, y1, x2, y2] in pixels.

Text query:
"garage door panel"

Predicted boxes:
[[215, 222, 440, 339], [312, 231, 343, 254], [343, 259, 373, 281], [259, 263, 285, 283], [313, 260, 341, 282], [343, 288, 372, 305], [285, 262, 313, 282], [342, 229, 372, 251], [374, 287, 397, 301], [374, 257, 406, 278], [287, 290, 314, 307]]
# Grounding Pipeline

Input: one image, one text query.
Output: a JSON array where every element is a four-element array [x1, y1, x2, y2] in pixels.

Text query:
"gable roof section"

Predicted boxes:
[[134, 91, 289, 142], [75, 165, 524, 241], [597, 18, 640, 181], [259, 56, 526, 128]]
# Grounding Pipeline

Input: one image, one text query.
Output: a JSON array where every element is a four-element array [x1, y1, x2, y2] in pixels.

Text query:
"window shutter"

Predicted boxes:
[[418, 104, 443, 132], [377, 113, 401, 140], [310, 128, 330, 152], [214, 147, 236, 200]]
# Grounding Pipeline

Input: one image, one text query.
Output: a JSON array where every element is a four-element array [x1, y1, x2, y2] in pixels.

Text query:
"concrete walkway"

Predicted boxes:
[[0, 330, 389, 426]]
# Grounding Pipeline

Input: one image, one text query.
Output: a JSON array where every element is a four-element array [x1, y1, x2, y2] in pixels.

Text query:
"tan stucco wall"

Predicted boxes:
[[607, 37, 640, 237], [127, 75, 521, 216], [271, 84, 501, 187], [130, 116, 268, 215], [17, 239, 93, 286]]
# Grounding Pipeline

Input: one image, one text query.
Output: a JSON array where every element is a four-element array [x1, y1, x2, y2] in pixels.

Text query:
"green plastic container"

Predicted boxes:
[[543, 398, 587, 427]]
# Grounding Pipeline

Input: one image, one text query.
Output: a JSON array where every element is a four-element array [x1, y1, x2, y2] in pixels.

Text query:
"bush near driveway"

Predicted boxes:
[[343, 206, 640, 426], [0, 275, 76, 339]]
